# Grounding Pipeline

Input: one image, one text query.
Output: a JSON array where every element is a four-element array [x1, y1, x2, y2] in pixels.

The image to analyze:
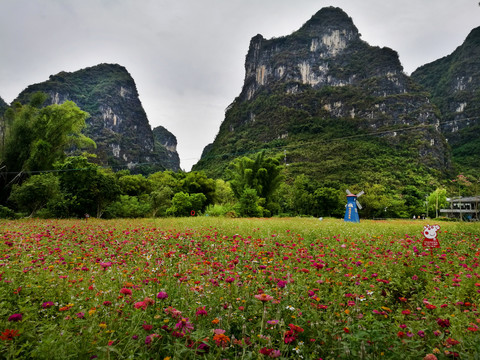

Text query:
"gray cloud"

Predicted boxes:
[[1, 0, 478, 170]]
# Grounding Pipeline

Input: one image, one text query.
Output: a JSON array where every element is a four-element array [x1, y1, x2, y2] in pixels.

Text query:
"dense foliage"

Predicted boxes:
[[0, 92, 95, 204]]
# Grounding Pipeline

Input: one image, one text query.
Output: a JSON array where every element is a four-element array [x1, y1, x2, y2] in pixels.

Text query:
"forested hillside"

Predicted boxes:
[[412, 26, 480, 173]]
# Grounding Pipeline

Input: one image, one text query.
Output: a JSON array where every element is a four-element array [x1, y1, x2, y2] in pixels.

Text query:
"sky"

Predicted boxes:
[[1, 0, 479, 171]]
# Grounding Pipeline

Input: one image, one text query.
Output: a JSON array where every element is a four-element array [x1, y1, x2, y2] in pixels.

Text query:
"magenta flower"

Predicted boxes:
[[196, 306, 208, 317], [76, 312, 85, 319], [42, 301, 54, 309], [175, 317, 194, 333], [156, 291, 168, 299], [8, 313, 22, 322]]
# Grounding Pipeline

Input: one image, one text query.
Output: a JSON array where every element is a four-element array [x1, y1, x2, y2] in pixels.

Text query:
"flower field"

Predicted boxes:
[[1, 217, 480, 359]]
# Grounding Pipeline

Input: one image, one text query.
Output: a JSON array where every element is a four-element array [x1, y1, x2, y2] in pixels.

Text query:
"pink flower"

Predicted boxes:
[[175, 317, 194, 333], [156, 291, 168, 299], [134, 301, 147, 310], [254, 293, 273, 302]]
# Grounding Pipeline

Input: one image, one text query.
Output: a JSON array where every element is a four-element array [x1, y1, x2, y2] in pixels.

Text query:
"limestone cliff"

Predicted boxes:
[[194, 7, 450, 183], [0, 96, 7, 113], [14, 64, 180, 173], [152, 125, 180, 171], [412, 27, 480, 170]]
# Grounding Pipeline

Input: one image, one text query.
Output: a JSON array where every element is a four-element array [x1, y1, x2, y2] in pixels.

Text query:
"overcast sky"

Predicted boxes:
[[1, 0, 479, 171]]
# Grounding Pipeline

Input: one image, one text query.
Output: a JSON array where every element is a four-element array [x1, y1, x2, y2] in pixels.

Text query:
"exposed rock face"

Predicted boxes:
[[14, 64, 180, 173], [194, 7, 450, 180], [0, 96, 7, 113], [412, 27, 480, 170], [0, 96, 7, 142], [152, 126, 180, 171]]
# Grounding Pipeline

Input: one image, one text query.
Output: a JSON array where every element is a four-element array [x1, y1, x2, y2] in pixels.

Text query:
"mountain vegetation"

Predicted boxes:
[[411, 26, 480, 174]]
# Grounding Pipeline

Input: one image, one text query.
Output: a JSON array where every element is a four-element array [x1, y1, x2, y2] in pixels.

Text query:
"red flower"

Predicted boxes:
[[0, 329, 20, 341], [437, 318, 451, 328], [142, 322, 153, 331], [446, 337, 460, 346], [120, 288, 132, 296]]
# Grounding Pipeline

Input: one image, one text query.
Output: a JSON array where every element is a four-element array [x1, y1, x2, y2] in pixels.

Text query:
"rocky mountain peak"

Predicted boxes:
[[194, 6, 451, 179], [296, 6, 359, 39]]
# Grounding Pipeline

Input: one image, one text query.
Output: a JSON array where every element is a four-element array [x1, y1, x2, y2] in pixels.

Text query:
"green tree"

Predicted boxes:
[[9, 173, 61, 216], [54, 156, 120, 217], [228, 151, 282, 216], [179, 171, 216, 207], [402, 185, 425, 218], [213, 179, 235, 205], [427, 187, 448, 218], [166, 192, 207, 217], [118, 174, 152, 196], [314, 187, 342, 217], [105, 195, 151, 218], [2, 93, 94, 174], [150, 187, 174, 217], [0, 93, 95, 204], [237, 188, 264, 217], [360, 183, 405, 219], [287, 174, 317, 216], [148, 171, 179, 217]]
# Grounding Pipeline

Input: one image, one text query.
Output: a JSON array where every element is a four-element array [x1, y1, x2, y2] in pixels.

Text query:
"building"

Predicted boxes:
[[440, 196, 480, 220]]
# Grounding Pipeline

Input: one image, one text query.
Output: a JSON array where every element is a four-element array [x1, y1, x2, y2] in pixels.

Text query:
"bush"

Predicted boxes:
[[0, 205, 16, 219], [204, 204, 237, 217], [104, 195, 151, 218]]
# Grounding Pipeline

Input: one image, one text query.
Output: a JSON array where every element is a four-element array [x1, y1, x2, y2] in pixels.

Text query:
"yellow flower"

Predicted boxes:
[[99, 323, 107, 329]]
